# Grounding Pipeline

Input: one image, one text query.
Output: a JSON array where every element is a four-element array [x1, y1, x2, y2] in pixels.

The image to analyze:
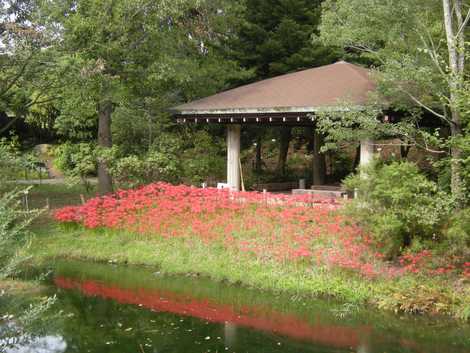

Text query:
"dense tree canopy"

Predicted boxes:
[[319, 0, 470, 203], [35, 0, 247, 192], [0, 0, 59, 136], [231, 0, 338, 79]]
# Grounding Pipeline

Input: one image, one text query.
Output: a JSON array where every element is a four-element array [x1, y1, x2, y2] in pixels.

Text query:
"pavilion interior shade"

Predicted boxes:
[[172, 61, 376, 114]]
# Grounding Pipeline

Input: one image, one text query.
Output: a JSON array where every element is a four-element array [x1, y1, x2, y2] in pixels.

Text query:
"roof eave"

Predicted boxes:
[[171, 105, 369, 116]]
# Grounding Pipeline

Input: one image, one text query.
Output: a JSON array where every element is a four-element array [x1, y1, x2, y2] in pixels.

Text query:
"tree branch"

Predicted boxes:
[[0, 53, 35, 98], [0, 116, 20, 134], [417, 31, 447, 79], [404, 91, 448, 121], [454, 0, 467, 73]]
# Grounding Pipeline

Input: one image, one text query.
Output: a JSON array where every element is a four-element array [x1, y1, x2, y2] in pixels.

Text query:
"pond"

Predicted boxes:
[[6, 260, 470, 353]]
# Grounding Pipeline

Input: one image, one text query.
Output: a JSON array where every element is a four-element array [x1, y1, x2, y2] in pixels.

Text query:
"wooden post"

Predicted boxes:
[[24, 191, 29, 211], [227, 125, 241, 191], [238, 158, 245, 192]]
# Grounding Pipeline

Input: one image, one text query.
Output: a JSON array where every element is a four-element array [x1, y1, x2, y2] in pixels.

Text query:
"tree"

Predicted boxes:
[[319, 0, 469, 203], [44, 0, 187, 193], [442, 0, 469, 204], [232, 0, 338, 79], [0, 0, 59, 136], [42, 0, 246, 193]]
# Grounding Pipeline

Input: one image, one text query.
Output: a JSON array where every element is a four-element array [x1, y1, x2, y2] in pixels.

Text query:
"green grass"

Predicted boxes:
[[0, 279, 44, 294], [30, 223, 470, 321], [25, 183, 97, 210], [31, 224, 372, 302]]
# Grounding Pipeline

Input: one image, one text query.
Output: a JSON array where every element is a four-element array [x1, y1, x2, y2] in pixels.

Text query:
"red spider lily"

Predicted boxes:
[[53, 183, 469, 279]]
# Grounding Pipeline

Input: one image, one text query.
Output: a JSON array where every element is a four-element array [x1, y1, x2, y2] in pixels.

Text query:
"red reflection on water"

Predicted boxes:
[[54, 276, 371, 349]]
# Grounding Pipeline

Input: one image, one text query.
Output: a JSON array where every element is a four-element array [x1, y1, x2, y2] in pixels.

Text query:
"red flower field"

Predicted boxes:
[[54, 183, 470, 279]]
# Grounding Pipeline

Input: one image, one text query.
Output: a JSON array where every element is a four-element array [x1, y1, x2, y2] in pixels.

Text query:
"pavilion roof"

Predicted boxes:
[[171, 61, 376, 117]]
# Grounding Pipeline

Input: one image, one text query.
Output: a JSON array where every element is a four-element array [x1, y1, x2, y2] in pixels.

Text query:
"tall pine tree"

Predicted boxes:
[[232, 0, 338, 80]]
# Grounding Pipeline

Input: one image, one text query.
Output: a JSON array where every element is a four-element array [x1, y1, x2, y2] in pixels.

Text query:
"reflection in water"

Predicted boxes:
[[5, 335, 66, 353], [224, 322, 237, 348], [34, 260, 470, 353], [54, 276, 371, 350]]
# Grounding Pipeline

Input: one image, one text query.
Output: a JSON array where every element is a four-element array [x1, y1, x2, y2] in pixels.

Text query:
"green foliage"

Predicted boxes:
[[36, 0, 248, 193], [0, 1, 59, 129], [46, 0, 248, 136], [0, 189, 35, 278], [54, 143, 96, 178], [0, 188, 56, 351], [180, 130, 225, 184], [110, 135, 181, 189], [109, 130, 225, 188], [232, 0, 339, 79], [319, 0, 470, 203], [0, 137, 42, 185], [445, 208, 470, 259], [344, 161, 453, 257], [0, 138, 23, 183], [319, 0, 444, 110], [53, 143, 97, 191]]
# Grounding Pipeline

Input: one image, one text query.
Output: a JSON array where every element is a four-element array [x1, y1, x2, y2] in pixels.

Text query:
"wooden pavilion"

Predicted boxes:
[[170, 61, 377, 191]]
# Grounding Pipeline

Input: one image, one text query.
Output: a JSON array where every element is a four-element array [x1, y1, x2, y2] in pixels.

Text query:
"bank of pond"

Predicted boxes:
[[2, 260, 470, 353]]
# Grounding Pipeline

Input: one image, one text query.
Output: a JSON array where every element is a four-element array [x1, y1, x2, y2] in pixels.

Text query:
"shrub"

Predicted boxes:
[[445, 208, 470, 259], [180, 130, 225, 185], [53, 142, 97, 191], [0, 189, 55, 351], [110, 131, 225, 188], [0, 137, 42, 184], [343, 160, 453, 258], [110, 151, 180, 189], [0, 189, 34, 277]]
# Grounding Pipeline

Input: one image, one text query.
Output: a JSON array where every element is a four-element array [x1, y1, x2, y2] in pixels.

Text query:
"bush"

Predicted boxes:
[[0, 189, 35, 277], [110, 133, 182, 188], [180, 130, 225, 185], [344, 160, 453, 258], [0, 137, 42, 184], [110, 131, 225, 188], [110, 151, 180, 189], [445, 208, 470, 259], [53, 142, 97, 191], [0, 189, 56, 351]]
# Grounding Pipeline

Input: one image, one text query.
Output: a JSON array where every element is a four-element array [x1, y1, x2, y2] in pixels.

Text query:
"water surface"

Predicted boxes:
[[7, 260, 470, 353]]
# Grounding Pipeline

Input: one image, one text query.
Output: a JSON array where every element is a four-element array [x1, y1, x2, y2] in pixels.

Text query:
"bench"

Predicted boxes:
[[292, 185, 348, 199], [252, 181, 300, 192]]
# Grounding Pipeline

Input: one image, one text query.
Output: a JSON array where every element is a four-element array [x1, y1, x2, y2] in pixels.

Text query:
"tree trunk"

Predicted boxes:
[[312, 130, 326, 185], [276, 127, 292, 177], [450, 120, 463, 203], [97, 100, 113, 194], [442, 0, 465, 204]]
